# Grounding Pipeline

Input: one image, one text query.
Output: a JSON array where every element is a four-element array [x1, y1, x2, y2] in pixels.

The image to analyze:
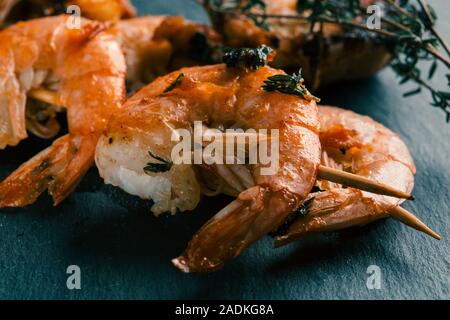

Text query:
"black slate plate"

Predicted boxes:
[[0, 0, 448, 299]]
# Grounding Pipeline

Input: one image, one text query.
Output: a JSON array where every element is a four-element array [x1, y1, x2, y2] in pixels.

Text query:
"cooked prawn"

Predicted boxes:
[[0, 15, 126, 206], [95, 63, 321, 272], [0, 0, 135, 27], [274, 106, 426, 246]]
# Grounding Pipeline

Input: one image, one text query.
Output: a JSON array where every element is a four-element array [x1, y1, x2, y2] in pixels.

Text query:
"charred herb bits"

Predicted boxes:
[[223, 45, 274, 70], [143, 151, 173, 174], [269, 197, 315, 237]]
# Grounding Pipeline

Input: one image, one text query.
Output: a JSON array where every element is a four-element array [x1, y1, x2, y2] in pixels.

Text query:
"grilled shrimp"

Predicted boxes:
[[275, 106, 418, 246], [0, 15, 126, 206], [0, 0, 135, 27], [203, 0, 390, 89], [109, 16, 221, 87], [95, 64, 321, 272]]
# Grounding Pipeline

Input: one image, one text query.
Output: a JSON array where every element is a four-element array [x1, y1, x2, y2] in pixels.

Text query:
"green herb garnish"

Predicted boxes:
[[262, 69, 320, 102], [223, 45, 273, 70], [164, 73, 185, 93], [143, 151, 173, 173], [269, 197, 315, 237]]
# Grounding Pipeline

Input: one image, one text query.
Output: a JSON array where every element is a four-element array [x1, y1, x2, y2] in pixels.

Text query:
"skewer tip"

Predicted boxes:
[[390, 206, 441, 240]]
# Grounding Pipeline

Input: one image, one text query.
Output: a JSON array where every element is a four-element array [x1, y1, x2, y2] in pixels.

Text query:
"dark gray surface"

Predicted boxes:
[[0, 0, 449, 300]]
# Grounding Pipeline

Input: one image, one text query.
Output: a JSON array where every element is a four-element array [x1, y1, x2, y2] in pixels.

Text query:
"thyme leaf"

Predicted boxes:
[[143, 151, 173, 173], [262, 69, 320, 102], [164, 73, 185, 93]]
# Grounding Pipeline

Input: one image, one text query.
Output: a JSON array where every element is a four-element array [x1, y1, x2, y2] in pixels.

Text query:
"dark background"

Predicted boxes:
[[0, 0, 448, 299]]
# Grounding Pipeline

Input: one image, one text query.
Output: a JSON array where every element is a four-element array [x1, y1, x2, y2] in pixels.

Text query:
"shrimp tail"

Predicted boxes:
[[172, 186, 297, 273], [274, 188, 441, 247], [0, 134, 96, 207]]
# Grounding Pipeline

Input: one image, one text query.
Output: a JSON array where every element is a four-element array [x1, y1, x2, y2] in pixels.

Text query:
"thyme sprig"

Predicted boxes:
[[262, 69, 320, 102], [204, 0, 450, 121], [143, 151, 173, 173]]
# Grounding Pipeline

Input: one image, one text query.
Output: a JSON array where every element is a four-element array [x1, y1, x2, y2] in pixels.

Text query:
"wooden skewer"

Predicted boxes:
[[317, 165, 414, 200], [390, 206, 441, 240], [28, 88, 62, 106]]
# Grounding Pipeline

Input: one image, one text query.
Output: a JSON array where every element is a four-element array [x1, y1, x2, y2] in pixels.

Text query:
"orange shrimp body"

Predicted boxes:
[[0, 15, 126, 206], [275, 106, 416, 246], [95, 64, 321, 272], [0, 0, 136, 27]]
